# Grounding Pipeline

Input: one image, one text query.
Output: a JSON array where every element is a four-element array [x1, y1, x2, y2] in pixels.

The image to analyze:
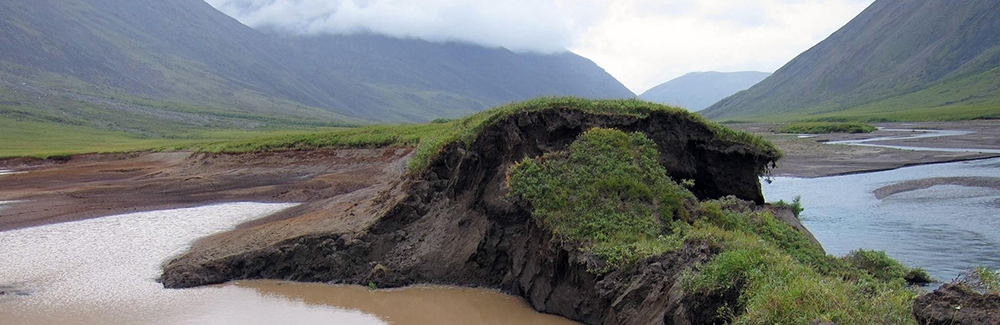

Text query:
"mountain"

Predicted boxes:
[[702, 0, 1000, 121], [0, 0, 632, 136], [639, 71, 770, 111]]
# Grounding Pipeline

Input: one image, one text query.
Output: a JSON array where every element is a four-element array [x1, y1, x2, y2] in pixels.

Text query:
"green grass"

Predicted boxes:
[[775, 122, 877, 134], [685, 205, 919, 325], [713, 67, 1000, 123], [0, 114, 347, 158], [507, 128, 695, 271], [182, 97, 780, 172]]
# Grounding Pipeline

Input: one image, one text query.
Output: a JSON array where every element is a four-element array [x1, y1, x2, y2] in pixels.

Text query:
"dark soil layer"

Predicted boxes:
[[161, 108, 780, 324], [912, 284, 1000, 325]]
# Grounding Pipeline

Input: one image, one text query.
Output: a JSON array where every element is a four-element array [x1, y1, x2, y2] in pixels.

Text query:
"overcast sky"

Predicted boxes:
[[206, 0, 875, 94]]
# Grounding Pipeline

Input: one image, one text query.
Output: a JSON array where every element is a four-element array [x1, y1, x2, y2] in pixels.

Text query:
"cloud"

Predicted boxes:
[[205, 0, 604, 52], [570, 0, 875, 92], [205, 0, 875, 92]]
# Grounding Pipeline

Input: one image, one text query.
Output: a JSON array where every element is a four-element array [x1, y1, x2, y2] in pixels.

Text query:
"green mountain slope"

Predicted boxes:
[[702, 0, 1000, 121], [639, 71, 770, 111], [0, 0, 633, 138]]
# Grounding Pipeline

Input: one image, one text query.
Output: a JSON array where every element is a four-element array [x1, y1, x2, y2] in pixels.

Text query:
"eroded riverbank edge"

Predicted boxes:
[[159, 108, 789, 325]]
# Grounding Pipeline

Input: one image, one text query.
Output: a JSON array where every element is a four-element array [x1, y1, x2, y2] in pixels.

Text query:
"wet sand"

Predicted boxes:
[[731, 121, 1000, 178], [0, 148, 412, 231]]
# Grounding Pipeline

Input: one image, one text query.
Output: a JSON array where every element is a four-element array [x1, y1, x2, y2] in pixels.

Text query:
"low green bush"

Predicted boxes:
[[508, 128, 695, 271], [772, 196, 804, 219]]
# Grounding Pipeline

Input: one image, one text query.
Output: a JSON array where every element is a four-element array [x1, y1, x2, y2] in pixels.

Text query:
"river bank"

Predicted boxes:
[[730, 120, 1000, 178]]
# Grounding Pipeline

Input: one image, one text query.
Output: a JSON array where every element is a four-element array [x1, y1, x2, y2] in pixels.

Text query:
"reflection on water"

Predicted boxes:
[[764, 157, 1000, 281], [0, 169, 24, 176], [0, 203, 577, 325]]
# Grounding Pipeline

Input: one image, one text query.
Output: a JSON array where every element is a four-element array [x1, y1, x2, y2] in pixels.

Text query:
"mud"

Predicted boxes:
[[730, 121, 1000, 178], [0, 149, 412, 231], [161, 108, 782, 325]]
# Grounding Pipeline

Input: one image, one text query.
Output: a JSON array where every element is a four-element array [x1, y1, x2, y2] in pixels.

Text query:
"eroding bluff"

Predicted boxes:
[[161, 107, 783, 324]]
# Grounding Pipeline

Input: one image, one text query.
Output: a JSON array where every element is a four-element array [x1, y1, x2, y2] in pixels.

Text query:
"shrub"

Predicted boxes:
[[772, 196, 804, 219], [842, 249, 909, 283], [508, 128, 696, 271], [954, 266, 1000, 294], [904, 268, 934, 285]]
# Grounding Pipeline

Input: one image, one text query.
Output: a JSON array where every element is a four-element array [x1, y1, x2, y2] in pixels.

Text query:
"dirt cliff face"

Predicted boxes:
[[161, 108, 779, 324]]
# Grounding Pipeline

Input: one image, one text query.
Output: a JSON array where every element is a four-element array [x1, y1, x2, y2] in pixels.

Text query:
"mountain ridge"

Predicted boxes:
[[702, 0, 1000, 121], [0, 0, 633, 137]]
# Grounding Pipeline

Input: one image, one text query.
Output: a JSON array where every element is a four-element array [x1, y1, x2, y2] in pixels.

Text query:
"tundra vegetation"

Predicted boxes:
[[506, 126, 923, 324]]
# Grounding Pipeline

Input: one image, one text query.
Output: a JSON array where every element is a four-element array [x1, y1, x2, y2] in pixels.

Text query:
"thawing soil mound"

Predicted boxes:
[[161, 98, 919, 324]]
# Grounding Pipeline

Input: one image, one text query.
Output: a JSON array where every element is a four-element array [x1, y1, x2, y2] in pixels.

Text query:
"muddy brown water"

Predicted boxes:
[[0, 202, 577, 325]]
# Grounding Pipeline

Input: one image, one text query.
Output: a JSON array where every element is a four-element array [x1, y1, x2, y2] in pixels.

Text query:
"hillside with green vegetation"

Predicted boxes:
[[702, 0, 1000, 122], [0, 0, 633, 139], [640, 71, 770, 111]]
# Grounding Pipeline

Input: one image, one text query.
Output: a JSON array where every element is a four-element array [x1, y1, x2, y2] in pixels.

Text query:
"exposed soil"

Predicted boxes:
[[0, 148, 413, 231], [160, 108, 783, 325], [912, 284, 1000, 325], [730, 121, 1000, 178]]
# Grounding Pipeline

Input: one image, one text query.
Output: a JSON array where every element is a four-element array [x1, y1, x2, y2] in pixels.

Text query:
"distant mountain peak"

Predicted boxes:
[[639, 71, 770, 111]]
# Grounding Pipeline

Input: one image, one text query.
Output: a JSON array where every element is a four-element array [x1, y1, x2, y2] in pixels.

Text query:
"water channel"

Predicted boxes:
[[0, 202, 577, 325], [765, 128, 1000, 281]]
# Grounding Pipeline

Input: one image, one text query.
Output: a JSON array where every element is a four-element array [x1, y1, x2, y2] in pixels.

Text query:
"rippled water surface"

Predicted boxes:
[[0, 203, 576, 325], [763, 157, 1000, 281]]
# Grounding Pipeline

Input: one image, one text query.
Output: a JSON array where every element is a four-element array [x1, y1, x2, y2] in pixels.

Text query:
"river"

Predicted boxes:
[[764, 130, 1000, 282], [3, 129, 997, 322], [0, 202, 577, 325]]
